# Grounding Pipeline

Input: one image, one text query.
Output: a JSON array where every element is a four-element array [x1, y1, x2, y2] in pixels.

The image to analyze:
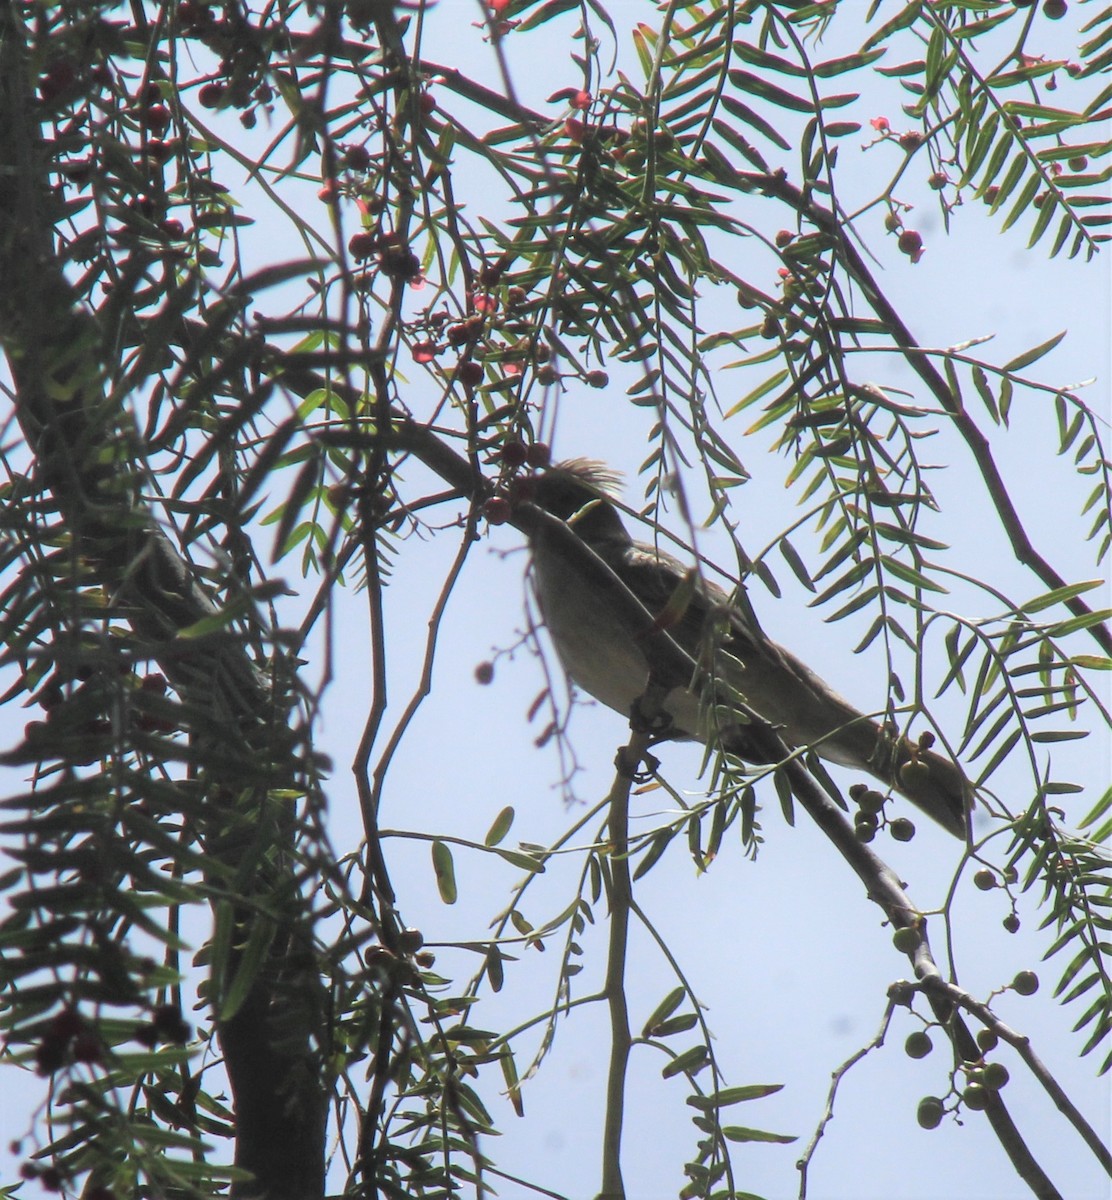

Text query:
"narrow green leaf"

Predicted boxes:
[[813, 48, 886, 77], [779, 537, 816, 592], [432, 839, 458, 904], [719, 95, 792, 151], [633, 827, 676, 881], [971, 365, 999, 423], [728, 70, 815, 113], [721, 1125, 797, 1144], [643, 986, 687, 1039], [653, 1013, 700, 1038], [862, 1, 922, 53], [1021, 579, 1104, 613], [687, 1084, 784, 1110], [1003, 329, 1068, 374], [496, 848, 546, 874], [662, 1043, 709, 1079], [485, 806, 515, 847], [1047, 608, 1112, 638], [220, 917, 276, 1022], [1000, 173, 1042, 234], [881, 555, 949, 594], [500, 1047, 524, 1117], [809, 558, 875, 606]]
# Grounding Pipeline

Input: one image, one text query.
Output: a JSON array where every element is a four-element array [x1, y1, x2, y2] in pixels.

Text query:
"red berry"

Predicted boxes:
[[477, 260, 506, 288], [146, 138, 176, 166], [419, 91, 436, 115], [348, 231, 378, 259], [897, 229, 923, 256], [482, 497, 512, 525], [50, 1009, 85, 1040], [143, 103, 172, 135], [342, 144, 371, 171], [35, 1038, 67, 1075], [457, 360, 485, 386], [72, 1031, 103, 1063], [198, 81, 225, 109], [447, 315, 483, 345], [563, 118, 586, 143], [413, 341, 437, 364], [898, 130, 924, 151], [571, 90, 592, 111], [525, 442, 551, 468], [475, 661, 495, 684], [129, 193, 159, 220], [501, 440, 528, 468], [585, 370, 609, 388], [775, 229, 794, 248], [379, 241, 420, 280], [39, 60, 78, 105]]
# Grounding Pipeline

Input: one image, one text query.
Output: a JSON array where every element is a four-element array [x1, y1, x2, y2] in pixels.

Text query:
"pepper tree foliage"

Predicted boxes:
[[0, 0, 1110, 1197]]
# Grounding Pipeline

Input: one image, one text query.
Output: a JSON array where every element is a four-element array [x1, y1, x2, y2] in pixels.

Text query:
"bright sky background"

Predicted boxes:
[[2, 3, 1110, 1199]]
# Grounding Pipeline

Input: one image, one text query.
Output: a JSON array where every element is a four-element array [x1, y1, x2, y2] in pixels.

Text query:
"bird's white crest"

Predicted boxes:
[[551, 458, 624, 498]]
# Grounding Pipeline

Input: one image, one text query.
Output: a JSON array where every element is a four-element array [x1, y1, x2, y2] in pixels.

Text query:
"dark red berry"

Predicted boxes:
[[342, 144, 371, 171], [198, 81, 225, 109], [482, 497, 512, 525], [501, 440, 528, 468], [143, 103, 172, 135], [457, 360, 484, 386], [348, 232, 378, 259]]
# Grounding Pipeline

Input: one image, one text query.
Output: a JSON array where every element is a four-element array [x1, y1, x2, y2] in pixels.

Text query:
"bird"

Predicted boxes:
[[521, 459, 970, 839]]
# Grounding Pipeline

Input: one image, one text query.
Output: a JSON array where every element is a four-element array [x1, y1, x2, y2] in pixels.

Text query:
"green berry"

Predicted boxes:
[[975, 1028, 999, 1053], [1012, 970, 1039, 996], [917, 1096, 944, 1129], [893, 926, 921, 954], [856, 789, 886, 816], [983, 1062, 1010, 1091], [905, 1031, 933, 1059], [963, 1083, 990, 1111], [890, 817, 916, 843]]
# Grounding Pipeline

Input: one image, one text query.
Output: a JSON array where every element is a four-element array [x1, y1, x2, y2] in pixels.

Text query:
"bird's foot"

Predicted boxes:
[[614, 747, 661, 781]]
